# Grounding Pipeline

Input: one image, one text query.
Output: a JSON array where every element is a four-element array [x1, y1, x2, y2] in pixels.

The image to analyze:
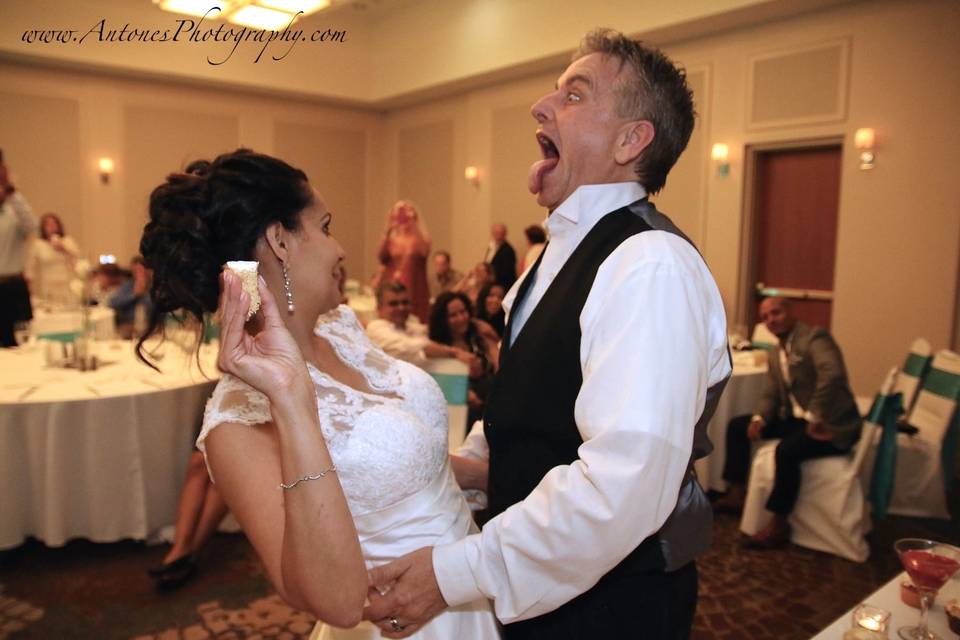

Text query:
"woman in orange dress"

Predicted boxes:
[[375, 200, 431, 323]]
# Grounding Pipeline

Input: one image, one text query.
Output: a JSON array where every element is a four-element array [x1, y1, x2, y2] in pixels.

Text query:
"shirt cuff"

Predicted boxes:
[[432, 536, 483, 607], [804, 410, 820, 423]]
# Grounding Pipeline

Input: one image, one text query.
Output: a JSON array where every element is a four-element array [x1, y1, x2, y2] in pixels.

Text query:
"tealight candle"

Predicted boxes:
[[851, 604, 890, 637]]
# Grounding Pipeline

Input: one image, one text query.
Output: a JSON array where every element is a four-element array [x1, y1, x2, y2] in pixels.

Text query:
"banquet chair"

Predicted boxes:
[[420, 358, 470, 451], [739, 421, 879, 562], [886, 349, 960, 519], [892, 338, 933, 415], [857, 339, 932, 418], [861, 339, 933, 518]]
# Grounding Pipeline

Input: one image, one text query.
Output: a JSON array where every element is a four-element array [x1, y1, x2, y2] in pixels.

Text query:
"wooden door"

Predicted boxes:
[[751, 145, 842, 329]]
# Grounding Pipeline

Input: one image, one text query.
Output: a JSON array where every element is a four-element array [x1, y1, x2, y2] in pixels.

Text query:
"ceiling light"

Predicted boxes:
[[153, 0, 238, 18], [154, 0, 335, 30], [228, 5, 296, 29], [257, 0, 331, 13]]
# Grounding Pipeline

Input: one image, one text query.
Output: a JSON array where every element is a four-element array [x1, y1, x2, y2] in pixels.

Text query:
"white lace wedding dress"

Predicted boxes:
[[197, 305, 500, 639]]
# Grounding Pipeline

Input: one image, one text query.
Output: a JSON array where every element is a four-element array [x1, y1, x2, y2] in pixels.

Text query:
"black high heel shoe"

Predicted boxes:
[[147, 553, 194, 578], [148, 553, 198, 589]]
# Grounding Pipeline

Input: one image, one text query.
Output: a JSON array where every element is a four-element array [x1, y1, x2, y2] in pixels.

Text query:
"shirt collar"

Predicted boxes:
[[547, 182, 647, 233]]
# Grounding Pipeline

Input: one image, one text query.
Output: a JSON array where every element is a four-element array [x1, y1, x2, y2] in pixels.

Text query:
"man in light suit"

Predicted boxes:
[[715, 296, 862, 549]]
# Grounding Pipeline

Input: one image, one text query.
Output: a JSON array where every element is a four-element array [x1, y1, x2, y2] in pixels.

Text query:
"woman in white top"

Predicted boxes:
[[28, 213, 80, 305], [137, 149, 499, 640]]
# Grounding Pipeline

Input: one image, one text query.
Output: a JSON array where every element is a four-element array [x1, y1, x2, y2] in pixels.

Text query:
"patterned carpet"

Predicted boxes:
[[1, 506, 956, 639]]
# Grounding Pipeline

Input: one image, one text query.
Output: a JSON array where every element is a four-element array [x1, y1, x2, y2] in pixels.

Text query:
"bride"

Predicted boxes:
[[138, 149, 499, 639]]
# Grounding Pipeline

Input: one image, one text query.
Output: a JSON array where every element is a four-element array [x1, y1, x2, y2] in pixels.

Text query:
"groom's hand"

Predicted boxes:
[[363, 547, 447, 638]]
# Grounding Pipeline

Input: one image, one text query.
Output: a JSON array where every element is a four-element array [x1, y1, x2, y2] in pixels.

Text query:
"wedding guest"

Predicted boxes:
[[454, 261, 495, 307], [89, 263, 125, 306], [375, 200, 431, 323], [366, 280, 476, 367], [428, 250, 462, 302], [484, 223, 517, 289], [0, 157, 37, 347], [475, 282, 506, 338], [714, 297, 861, 549], [429, 291, 499, 428], [519, 224, 547, 274], [109, 256, 153, 338], [27, 212, 80, 306], [148, 450, 228, 590]]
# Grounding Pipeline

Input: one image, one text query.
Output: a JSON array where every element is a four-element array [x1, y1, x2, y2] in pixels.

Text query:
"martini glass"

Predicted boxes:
[[894, 538, 960, 640]]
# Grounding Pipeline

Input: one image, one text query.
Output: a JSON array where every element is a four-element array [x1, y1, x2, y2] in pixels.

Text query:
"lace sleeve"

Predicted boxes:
[[196, 374, 272, 473]]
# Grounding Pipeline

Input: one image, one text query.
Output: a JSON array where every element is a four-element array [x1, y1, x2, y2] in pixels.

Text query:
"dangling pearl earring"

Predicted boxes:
[[281, 261, 295, 314]]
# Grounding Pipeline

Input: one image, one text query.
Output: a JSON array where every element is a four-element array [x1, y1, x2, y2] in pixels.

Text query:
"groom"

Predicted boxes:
[[365, 29, 731, 639]]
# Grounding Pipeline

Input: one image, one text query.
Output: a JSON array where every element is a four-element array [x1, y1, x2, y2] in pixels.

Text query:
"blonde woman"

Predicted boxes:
[[376, 200, 431, 323]]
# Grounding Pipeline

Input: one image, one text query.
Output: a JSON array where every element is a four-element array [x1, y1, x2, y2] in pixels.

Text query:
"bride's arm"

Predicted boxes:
[[208, 272, 367, 627]]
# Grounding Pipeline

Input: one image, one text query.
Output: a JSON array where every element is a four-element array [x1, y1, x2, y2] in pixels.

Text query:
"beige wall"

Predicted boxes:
[[0, 62, 380, 277], [1, 0, 957, 396]]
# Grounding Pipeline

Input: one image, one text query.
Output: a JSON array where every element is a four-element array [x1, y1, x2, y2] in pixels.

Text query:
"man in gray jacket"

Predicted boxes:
[[715, 296, 862, 548]]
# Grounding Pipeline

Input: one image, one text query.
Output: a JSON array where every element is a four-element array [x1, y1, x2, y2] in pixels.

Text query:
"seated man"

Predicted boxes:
[[366, 280, 474, 368], [715, 296, 862, 549], [428, 250, 462, 302]]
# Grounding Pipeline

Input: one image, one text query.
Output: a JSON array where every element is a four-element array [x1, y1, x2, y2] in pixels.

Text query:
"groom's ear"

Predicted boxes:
[[263, 222, 289, 262]]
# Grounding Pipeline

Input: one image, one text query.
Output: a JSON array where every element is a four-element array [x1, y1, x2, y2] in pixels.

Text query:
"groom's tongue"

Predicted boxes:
[[528, 157, 558, 195]]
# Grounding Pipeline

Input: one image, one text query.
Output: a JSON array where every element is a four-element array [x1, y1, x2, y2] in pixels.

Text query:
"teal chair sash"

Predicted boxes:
[[867, 392, 904, 519], [922, 366, 960, 497], [902, 352, 931, 378]]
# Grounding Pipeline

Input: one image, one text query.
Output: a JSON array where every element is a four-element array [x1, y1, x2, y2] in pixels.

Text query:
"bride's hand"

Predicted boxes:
[[217, 271, 310, 399]]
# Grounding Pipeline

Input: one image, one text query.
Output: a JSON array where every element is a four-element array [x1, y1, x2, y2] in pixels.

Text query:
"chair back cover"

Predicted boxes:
[[894, 338, 932, 413]]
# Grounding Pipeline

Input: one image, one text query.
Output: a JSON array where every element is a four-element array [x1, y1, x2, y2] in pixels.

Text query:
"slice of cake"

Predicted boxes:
[[224, 261, 260, 320]]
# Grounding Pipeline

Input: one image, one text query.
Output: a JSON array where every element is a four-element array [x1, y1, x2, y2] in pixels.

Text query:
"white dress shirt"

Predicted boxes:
[[432, 182, 731, 622], [365, 315, 430, 366]]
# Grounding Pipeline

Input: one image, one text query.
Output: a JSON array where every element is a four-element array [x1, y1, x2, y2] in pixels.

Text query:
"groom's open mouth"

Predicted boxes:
[[528, 131, 560, 195]]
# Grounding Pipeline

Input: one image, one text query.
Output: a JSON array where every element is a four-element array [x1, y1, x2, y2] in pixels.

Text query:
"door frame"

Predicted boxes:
[[735, 136, 845, 332]]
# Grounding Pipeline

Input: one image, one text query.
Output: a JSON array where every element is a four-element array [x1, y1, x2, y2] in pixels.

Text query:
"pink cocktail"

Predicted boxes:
[[894, 539, 960, 640], [900, 549, 960, 591]]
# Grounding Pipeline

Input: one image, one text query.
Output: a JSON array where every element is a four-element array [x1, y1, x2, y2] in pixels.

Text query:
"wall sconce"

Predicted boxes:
[[464, 165, 480, 188], [98, 157, 115, 184], [711, 144, 730, 178], [854, 128, 876, 170]]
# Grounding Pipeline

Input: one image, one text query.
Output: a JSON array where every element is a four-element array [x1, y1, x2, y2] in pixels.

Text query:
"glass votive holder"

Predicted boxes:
[[842, 604, 890, 639]]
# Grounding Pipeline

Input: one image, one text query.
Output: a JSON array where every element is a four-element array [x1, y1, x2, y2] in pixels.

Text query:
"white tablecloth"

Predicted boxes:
[[0, 340, 219, 549], [813, 571, 959, 638], [695, 353, 768, 492]]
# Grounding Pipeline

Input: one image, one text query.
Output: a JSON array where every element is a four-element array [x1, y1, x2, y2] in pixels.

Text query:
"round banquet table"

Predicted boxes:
[[0, 339, 219, 550], [694, 352, 769, 492]]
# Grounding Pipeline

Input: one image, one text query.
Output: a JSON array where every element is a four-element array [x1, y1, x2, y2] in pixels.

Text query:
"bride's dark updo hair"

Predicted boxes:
[[137, 148, 311, 361]]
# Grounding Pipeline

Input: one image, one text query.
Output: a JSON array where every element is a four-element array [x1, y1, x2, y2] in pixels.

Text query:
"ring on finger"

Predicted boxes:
[[389, 617, 405, 632]]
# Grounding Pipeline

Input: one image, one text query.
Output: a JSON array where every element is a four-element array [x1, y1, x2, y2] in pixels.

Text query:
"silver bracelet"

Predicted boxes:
[[279, 465, 337, 490]]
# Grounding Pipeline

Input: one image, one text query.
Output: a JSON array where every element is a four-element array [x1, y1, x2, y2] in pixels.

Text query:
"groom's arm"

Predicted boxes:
[[431, 235, 728, 623]]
